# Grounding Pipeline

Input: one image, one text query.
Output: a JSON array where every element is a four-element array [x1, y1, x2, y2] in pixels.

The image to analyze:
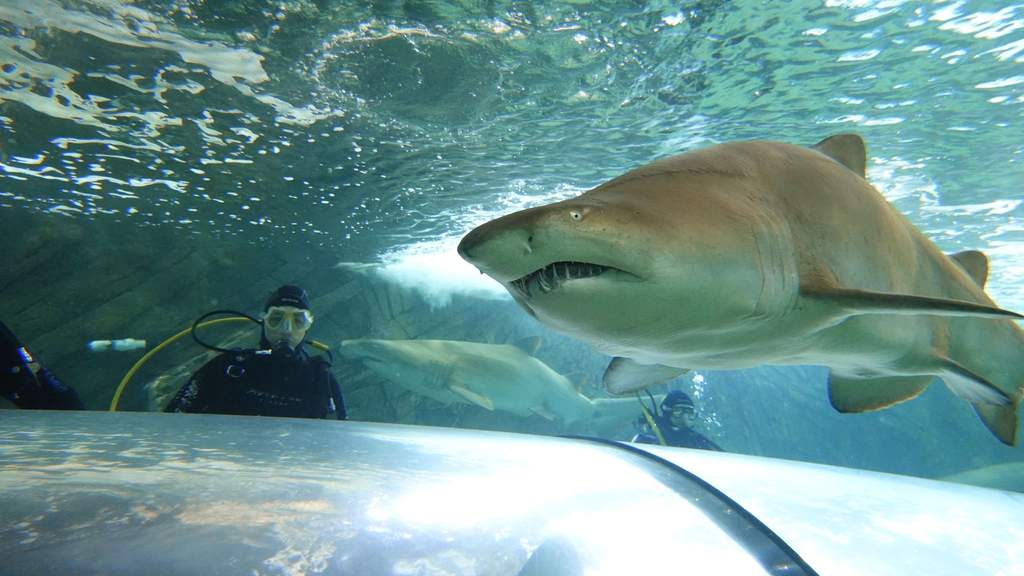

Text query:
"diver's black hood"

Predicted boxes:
[[263, 285, 310, 311]]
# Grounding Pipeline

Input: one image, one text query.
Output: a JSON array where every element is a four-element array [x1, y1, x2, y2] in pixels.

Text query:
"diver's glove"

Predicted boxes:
[[1, 321, 84, 410]]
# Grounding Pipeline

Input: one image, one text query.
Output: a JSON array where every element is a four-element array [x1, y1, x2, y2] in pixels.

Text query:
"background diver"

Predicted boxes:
[[632, 389, 723, 451], [164, 284, 346, 420], [1, 320, 84, 410]]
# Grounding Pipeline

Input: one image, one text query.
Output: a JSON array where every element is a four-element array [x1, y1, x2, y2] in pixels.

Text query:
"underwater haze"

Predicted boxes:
[[1, 1, 1023, 481]]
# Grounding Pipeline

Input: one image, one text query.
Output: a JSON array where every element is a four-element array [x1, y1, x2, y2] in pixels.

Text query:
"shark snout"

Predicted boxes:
[[339, 339, 389, 362], [456, 224, 493, 261], [458, 217, 537, 280]]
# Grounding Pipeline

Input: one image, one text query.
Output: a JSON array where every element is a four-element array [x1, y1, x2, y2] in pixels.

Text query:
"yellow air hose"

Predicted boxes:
[[636, 393, 668, 446], [108, 317, 331, 412]]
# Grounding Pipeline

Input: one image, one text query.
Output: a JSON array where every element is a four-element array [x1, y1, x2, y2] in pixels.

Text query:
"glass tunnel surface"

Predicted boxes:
[[3, 411, 1024, 576]]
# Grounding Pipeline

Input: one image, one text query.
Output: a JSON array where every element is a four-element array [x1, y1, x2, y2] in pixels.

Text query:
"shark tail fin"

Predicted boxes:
[[935, 356, 1019, 446], [974, 402, 1019, 446]]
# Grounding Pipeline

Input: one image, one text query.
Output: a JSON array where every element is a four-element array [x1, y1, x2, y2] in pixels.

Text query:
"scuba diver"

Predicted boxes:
[[163, 284, 346, 420], [632, 389, 722, 451], [1, 320, 84, 410]]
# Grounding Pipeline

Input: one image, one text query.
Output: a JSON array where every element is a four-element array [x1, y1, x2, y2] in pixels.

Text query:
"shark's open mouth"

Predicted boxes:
[[510, 261, 626, 297]]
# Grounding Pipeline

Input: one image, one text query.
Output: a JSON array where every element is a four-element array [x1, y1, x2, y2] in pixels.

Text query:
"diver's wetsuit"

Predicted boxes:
[[1, 321, 84, 410], [1, 366, 84, 410], [164, 346, 346, 420], [633, 416, 723, 451]]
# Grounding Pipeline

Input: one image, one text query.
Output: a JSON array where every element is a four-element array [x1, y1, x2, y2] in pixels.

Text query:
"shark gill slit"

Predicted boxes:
[[751, 224, 768, 314]]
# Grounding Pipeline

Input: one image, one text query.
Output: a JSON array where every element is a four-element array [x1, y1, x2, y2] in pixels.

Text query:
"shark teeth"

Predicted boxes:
[[511, 261, 615, 298]]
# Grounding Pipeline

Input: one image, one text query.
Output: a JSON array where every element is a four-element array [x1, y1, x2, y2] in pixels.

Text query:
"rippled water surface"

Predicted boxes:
[[1, 0, 1021, 309]]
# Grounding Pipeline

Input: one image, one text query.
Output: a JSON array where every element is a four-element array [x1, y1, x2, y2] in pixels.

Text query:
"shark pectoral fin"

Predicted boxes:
[[603, 357, 688, 395], [530, 406, 558, 421], [827, 372, 933, 413], [973, 403, 1019, 446], [949, 250, 989, 289], [812, 133, 866, 178], [448, 384, 495, 411], [936, 357, 1011, 406], [800, 287, 1024, 320]]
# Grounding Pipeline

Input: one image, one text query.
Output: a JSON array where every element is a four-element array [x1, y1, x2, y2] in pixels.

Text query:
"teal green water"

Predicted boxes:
[[2, 1, 1021, 298], [1, 1, 1023, 477]]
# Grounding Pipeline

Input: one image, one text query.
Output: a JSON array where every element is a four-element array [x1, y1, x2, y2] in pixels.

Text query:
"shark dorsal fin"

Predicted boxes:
[[575, 374, 588, 394], [511, 336, 543, 356], [949, 250, 989, 289], [812, 134, 867, 178], [559, 371, 588, 393]]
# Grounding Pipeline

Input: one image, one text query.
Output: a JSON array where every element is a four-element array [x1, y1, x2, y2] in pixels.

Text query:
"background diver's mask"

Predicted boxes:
[[262, 305, 314, 351], [667, 403, 695, 427]]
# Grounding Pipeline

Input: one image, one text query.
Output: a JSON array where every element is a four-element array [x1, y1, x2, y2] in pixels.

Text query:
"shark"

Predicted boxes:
[[458, 134, 1024, 445], [338, 337, 645, 431], [942, 462, 1024, 493]]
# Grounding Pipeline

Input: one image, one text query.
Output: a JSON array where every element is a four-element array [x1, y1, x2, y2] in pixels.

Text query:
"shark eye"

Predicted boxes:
[[570, 210, 583, 221]]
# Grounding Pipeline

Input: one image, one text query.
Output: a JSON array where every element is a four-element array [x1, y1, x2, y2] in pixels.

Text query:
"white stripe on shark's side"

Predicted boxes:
[[458, 133, 1024, 445]]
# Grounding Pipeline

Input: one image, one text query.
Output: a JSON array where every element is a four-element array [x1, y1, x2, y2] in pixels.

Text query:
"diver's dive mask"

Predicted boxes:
[[262, 306, 314, 350], [263, 306, 314, 332]]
